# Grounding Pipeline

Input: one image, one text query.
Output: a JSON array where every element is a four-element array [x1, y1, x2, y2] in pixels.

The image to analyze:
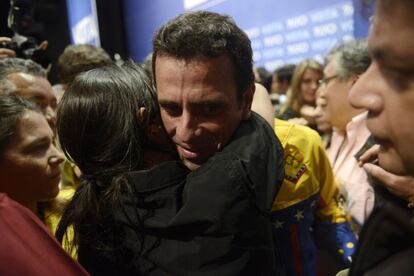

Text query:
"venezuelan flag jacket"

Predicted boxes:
[[272, 119, 356, 276]]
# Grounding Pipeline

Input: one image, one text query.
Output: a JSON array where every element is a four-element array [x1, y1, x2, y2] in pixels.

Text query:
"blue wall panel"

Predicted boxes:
[[123, 0, 371, 70], [66, 0, 100, 46]]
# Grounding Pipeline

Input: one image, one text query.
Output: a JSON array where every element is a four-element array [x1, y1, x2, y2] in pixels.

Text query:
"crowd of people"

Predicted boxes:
[[1, 0, 414, 275]]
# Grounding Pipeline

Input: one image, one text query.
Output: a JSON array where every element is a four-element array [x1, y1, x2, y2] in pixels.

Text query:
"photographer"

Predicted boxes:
[[0, 35, 48, 65], [0, 0, 50, 67]]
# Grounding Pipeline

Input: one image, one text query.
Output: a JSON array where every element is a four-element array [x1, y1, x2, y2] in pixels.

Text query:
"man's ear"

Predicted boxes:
[[138, 107, 146, 123], [241, 82, 255, 120], [350, 74, 360, 86], [62, 83, 69, 91]]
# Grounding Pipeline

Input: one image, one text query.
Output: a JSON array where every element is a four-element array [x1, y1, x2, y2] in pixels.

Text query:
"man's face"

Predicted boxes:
[[314, 88, 332, 133], [155, 54, 254, 171], [348, 0, 414, 175], [0, 111, 64, 209], [271, 75, 280, 94], [322, 59, 361, 131], [7, 73, 57, 130], [271, 75, 289, 95]]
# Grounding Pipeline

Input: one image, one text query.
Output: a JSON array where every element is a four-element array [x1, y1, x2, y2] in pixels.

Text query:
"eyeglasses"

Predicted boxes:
[[318, 75, 338, 86]]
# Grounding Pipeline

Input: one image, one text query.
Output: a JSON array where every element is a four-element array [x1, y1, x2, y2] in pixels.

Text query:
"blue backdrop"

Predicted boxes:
[[66, 0, 100, 46], [123, 0, 372, 70]]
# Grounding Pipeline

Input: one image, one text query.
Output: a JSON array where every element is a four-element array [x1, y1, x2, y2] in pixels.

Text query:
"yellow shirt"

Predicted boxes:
[[273, 118, 346, 223], [44, 187, 77, 259]]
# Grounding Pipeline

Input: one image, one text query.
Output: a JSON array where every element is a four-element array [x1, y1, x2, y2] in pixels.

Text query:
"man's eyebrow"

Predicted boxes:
[[370, 45, 388, 63], [158, 98, 226, 105], [158, 100, 177, 106], [370, 45, 414, 69], [193, 99, 226, 105], [29, 95, 46, 101]]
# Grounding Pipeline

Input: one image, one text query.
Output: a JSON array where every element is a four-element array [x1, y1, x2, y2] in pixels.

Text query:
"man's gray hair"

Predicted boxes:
[[0, 79, 17, 95], [0, 58, 46, 79], [326, 39, 371, 81], [0, 58, 47, 95]]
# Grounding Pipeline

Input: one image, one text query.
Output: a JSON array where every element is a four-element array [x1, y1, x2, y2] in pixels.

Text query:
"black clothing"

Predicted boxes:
[[349, 184, 414, 276], [277, 106, 298, 121], [277, 106, 318, 131], [78, 113, 285, 276]]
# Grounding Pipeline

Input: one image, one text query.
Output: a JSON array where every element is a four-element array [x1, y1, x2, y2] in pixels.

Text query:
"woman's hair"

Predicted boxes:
[[280, 59, 322, 114], [55, 61, 159, 256], [0, 94, 40, 156]]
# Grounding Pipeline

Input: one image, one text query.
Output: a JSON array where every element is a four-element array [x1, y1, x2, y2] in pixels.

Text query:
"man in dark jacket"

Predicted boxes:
[[148, 11, 285, 275], [347, 0, 414, 274], [79, 11, 285, 276]]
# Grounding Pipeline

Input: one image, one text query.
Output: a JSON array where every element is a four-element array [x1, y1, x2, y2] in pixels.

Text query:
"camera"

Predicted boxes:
[[1, 0, 50, 68], [0, 35, 49, 68]]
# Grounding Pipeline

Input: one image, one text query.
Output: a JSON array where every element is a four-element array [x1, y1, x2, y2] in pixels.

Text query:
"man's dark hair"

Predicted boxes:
[[254, 67, 272, 92], [152, 11, 254, 98], [274, 64, 296, 83]]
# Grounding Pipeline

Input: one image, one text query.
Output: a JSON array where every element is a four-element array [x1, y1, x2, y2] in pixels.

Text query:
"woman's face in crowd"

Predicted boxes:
[[300, 68, 322, 105], [0, 111, 64, 209]]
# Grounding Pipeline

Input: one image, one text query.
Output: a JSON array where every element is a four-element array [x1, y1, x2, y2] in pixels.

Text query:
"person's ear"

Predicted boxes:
[[241, 82, 255, 120], [62, 83, 69, 91], [138, 107, 146, 123], [350, 74, 360, 86]]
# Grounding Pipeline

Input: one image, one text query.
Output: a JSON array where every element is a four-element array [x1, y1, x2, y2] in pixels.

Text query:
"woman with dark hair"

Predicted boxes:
[[55, 62, 174, 257], [0, 94, 87, 275], [0, 94, 64, 216], [56, 62, 283, 275]]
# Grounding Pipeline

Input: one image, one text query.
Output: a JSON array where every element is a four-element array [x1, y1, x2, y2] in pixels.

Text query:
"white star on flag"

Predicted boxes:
[[273, 220, 284, 229], [294, 210, 304, 221]]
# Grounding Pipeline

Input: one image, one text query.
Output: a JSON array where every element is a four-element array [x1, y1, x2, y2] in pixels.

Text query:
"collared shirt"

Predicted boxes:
[[327, 112, 374, 226]]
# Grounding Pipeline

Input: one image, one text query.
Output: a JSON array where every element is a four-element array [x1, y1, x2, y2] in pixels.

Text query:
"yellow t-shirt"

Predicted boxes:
[[273, 118, 346, 223], [43, 187, 77, 259]]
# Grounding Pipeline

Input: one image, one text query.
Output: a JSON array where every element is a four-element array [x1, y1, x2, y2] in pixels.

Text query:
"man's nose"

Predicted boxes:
[[316, 84, 325, 98], [348, 64, 383, 114], [176, 112, 199, 143]]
